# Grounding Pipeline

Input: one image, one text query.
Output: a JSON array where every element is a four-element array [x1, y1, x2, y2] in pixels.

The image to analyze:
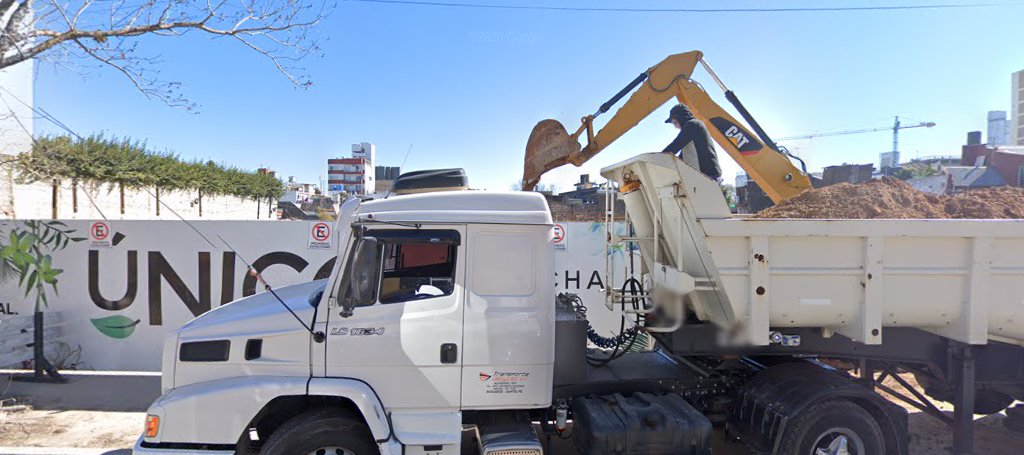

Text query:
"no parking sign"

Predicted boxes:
[[552, 224, 566, 252], [90, 221, 112, 248], [308, 222, 333, 250]]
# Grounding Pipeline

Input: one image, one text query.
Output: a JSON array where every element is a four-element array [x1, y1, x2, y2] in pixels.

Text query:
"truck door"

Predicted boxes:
[[318, 227, 465, 411]]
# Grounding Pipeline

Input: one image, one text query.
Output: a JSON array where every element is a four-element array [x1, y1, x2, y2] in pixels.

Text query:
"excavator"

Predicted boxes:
[[522, 50, 813, 202]]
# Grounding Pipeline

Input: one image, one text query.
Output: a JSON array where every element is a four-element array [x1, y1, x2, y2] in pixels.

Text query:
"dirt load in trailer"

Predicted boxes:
[[600, 153, 1024, 347], [754, 176, 1024, 219]]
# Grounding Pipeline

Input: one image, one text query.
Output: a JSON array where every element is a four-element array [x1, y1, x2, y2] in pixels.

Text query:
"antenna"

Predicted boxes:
[[384, 144, 414, 198], [143, 188, 323, 341]]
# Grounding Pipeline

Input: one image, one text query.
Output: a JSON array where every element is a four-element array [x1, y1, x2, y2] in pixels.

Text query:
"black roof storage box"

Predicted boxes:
[[391, 168, 468, 195]]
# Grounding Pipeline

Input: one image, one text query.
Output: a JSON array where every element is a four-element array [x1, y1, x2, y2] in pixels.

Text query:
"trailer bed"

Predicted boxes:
[[601, 153, 1024, 347]]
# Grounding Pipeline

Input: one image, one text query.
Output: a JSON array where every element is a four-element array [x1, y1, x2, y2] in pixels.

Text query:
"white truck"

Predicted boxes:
[[134, 155, 1024, 455]]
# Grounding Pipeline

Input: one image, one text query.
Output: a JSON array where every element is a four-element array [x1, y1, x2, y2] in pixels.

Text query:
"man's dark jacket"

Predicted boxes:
[[662, 105, 722, 180]]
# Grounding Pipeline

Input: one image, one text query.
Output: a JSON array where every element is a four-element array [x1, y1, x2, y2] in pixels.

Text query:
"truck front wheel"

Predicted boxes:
[[777, 400, 885, 455], [261, 408, 378, 455]]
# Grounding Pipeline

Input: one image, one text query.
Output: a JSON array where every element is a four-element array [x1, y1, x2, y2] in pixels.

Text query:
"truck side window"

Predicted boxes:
[[339, 238, 382, 308], [379, 242, 457, 304]]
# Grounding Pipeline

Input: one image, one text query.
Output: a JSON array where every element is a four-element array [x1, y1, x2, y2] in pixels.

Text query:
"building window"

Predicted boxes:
[[1019, 166, 1024, 186]]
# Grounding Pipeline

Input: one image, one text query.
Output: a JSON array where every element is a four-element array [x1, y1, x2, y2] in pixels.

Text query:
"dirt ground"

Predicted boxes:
[[2, 387, 1023, 454], [0, 408, 142, 449], [872, 373, 1024, 454], [753, 177, 1024, 219], [0, 370, 1019, 452]]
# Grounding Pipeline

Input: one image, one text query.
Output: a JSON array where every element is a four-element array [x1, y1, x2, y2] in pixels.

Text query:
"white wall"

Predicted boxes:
[[0, 220, 629, 370], [5, 181, 273, 220], [0, 56, 34, 218], [0, 52, 33, 155]]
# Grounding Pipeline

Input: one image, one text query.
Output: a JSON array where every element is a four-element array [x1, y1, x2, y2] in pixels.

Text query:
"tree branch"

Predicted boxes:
[[0, 0, 331, 108]]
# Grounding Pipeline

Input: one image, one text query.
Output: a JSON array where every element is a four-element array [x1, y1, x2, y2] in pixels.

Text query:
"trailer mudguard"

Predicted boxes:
[[728, 361, 908, 455]]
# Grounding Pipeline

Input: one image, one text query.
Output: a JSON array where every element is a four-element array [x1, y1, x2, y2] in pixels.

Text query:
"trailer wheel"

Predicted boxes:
[[778, 400, 885, 455], [260, 408, 377, 455]]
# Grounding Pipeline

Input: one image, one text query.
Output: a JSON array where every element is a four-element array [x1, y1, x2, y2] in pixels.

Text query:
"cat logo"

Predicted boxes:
[[710, 117, 763, 155], [724, 126, 750, 149]]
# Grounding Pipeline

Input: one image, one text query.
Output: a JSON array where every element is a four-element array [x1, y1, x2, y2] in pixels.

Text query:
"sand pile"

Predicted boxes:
[[753, 177, 1024, 219]]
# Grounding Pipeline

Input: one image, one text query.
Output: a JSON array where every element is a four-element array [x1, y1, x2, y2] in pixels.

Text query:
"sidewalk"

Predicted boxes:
[[0, 448, 129, 455], [0, 372, 150, 453], [0, 370, 160, 412]]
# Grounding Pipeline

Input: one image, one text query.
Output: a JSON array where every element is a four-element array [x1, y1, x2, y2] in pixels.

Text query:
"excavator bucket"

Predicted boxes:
[[522, 119, 582, 191]]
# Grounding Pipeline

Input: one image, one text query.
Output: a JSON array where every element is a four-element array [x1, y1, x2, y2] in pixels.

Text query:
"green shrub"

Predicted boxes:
[[16, 135, 283, 199]]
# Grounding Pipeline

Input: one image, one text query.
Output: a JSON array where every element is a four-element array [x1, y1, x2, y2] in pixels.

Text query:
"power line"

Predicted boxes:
[[0, 86, 112, 219], [0, 93, 37, 146], [0, 85, 83, 140], [347, 0, 1023, 13]]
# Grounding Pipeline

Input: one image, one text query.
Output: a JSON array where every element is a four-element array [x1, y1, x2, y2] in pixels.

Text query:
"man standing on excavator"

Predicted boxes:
[[663, 103, 722, 181]]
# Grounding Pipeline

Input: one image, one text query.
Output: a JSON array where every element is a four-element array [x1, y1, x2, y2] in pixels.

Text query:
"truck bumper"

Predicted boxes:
[[132, 436, 234, 455]]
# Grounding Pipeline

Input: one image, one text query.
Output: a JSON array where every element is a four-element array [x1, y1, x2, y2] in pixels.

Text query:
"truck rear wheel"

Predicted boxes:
[[777, 400, 885, 455], [261, 408, 377, 455]]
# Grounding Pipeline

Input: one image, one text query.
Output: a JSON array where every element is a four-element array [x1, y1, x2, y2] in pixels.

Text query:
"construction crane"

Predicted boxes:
[[777, 116, 935, 166]]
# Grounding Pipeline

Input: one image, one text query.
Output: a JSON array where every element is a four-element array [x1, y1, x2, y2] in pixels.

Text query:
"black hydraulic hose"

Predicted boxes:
[[778, 145, 810, 174], [586, 277, 645, 367]]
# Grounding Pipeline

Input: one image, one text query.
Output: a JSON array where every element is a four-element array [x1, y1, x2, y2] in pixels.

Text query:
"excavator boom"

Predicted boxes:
[[522, 51, 812, 203]]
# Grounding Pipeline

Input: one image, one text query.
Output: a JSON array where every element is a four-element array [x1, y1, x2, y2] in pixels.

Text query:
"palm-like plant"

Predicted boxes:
[[0, 221, 85, 312]]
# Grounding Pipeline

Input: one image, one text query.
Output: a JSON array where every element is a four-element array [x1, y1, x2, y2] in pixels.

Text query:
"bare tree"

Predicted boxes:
[[0, 0, 330, 109]]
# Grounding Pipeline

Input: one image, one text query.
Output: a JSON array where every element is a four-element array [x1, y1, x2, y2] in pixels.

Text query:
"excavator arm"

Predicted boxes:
[[523, 50, 812, 203]]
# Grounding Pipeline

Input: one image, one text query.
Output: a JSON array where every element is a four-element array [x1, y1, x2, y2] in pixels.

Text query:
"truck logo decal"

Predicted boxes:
[[710, 117, 763, 155], [352, 327, 385, 336], [330, 327, 385, 336], [481, 371, 530, 394]]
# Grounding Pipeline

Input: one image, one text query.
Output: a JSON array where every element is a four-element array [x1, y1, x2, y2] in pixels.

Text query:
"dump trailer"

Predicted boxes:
[[134, 159, 1024, 455]]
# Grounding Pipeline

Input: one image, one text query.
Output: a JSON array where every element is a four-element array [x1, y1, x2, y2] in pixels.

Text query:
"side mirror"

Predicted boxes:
[[340, 237, 379, 318]]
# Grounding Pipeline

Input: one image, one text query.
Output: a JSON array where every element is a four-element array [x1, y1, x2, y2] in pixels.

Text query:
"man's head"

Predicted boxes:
[[665, 103, 695, 127]]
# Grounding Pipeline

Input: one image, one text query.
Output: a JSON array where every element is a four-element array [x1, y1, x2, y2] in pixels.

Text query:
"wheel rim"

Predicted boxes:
[[812, 427, 865, 455], [308, 447, 355, 455]]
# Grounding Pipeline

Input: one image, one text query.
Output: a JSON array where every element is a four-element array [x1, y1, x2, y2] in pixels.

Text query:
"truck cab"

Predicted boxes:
[[135, 186, 557, 455]]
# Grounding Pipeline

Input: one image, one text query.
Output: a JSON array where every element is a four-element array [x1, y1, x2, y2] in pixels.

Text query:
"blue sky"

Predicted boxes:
[[35, 0, 1024, 192]]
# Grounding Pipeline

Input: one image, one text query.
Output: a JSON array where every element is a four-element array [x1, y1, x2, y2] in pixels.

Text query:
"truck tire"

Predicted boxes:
[[777, 400, 885, 455], [260, 408, 378, 455]]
